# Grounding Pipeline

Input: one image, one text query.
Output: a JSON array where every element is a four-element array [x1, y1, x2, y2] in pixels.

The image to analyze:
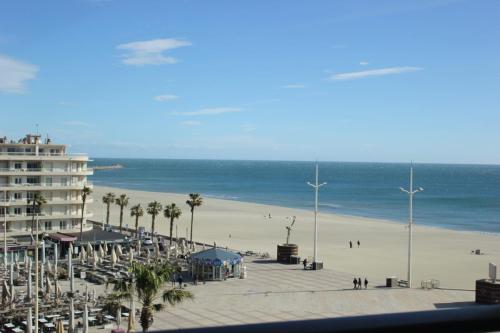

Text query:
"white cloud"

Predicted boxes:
[[171, 107, 241, 116], [180, 120, 201, 126], [155, 94, 179, 102], [242, 124, 257, 132], [329, 66, 422, 81], [283, 84, 306, 89], [61, 121, 93, 127], [359, 61, 369, 66], [117, 38, 192, 66], [0, 54, 38, 93]]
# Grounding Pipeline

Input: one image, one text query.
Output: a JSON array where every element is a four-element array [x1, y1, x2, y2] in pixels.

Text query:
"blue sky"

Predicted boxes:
[[0, 0, 499, 163]]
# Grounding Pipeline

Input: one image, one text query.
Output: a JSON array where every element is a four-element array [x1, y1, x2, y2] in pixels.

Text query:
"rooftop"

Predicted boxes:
[[0, 134, 60, 146]]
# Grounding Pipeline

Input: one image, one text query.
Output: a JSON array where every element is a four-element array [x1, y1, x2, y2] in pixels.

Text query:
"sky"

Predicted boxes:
[[0, 0, 499, 164]]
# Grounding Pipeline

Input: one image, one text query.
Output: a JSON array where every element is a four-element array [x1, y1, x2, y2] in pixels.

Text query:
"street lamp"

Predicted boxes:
[[400, 164, 423, 288], [307, 163, 326, 270]]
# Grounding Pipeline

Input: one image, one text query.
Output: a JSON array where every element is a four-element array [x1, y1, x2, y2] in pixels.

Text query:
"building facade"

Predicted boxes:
[[0, 134, 93, 240]]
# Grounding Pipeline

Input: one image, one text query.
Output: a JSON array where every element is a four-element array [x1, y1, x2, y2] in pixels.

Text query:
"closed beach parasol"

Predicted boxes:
[[83, 302, 89, 333], [111, 247, 117, 267], [56, 319, 64, 333], [26, 307, 33, 333], [116, 244, 123, 257], [154, 242, 160, 258], [127, 298, 136, 333], [86, 242, 93, 256], [93, 250, 98, 269], [55, 279, 62, 300], [46, 260, 53, 276], [45, 274, 51, 298], [81, 246, 87, 264], [116, 306, 121, 328], [2, 281, 9, 305], [99, 244, 105, 258], [68, 298, 75, 333]]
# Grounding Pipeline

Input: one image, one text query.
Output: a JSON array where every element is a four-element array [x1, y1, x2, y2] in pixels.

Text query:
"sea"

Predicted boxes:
[[89, 158, 500, 234]]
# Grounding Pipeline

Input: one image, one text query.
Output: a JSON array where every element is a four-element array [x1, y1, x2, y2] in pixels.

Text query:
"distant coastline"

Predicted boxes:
[[92, 163, 124, 171]]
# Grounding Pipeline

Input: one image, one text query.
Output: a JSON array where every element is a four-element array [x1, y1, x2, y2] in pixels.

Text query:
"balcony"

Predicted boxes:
[[0, 168, 93, 176], [0, 197, 93, 206], [0, 182, 93, 191], [0, 152, 89, 161], [0, 212, 93, 222]]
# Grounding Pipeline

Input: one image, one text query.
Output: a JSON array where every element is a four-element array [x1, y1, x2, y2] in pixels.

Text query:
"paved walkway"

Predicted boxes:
[[146, 258, 476, 330]]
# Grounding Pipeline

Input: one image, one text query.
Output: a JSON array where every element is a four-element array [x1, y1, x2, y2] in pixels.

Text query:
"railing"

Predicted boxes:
[[0, 197, 93, 204], [156, 305, 500, 333], [0, 152, 88, 157], [0, 182, 93, 188], [0, 168, 91, 172], [0, 212, 91, 218]]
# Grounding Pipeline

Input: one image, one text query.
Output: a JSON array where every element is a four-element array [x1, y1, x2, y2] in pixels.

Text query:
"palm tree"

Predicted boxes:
[[102, 192, 116, 226], [164, 203, 182, 246], [29, 193, 46, 244], [80, 186, 92, 240], [130, 204, 144, 238], [146, 201, 162, 234], [112, 261, 193, 332], [115, 194, 129, 234], [186, 193, 203, 247]]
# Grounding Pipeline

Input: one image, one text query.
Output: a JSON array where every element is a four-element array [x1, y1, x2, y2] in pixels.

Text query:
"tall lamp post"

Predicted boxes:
[[399, 164, 423, 288], [3, 190, 7, 268], [307, 163, 326, 270]]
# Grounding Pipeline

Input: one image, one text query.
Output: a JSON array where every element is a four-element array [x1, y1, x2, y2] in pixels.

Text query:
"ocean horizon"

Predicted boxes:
[[89, 158, 500, 234]]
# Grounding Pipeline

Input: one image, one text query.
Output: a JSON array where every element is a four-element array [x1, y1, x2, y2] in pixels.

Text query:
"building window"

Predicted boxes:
[[14, 178, 22, 184], [0, 208, 5, 215], [27, 177, 38, 184], [14, 193, 22, 199], [72, 220, 79, 228], [26, 207, 34, 215], [14, 163, 22, 169], [14, 208, 21, 215], [27, 192, 34, 200], [44, 221, 52, 230], [59, 221, 67, 230]]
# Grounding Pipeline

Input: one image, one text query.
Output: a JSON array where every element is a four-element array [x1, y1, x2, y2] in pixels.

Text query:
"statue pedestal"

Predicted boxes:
[[277, 244, 298, 264], [476, 279, 500, 304]]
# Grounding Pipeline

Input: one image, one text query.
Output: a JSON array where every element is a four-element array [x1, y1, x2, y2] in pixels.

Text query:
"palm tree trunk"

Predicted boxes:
[[189, 208, 194, 245], [151, 215, 155, 234], [106, 203, 110, 225], [119, 206, 124, 234], [135, 216, 139, 238], [140, 304, 152, 332], [80, 198, 86, 240], [169, 218, 173, 246]]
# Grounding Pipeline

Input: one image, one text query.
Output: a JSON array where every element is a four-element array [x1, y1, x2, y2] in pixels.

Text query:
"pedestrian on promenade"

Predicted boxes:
[[357, 240, 360, 248], [349, 240, 353, 249], [303, 258, 308, 270], [364, 278, 368, 289], [358, 277, 362, 288], [178, 275, 183, 288], [353, 278, 358, 289]]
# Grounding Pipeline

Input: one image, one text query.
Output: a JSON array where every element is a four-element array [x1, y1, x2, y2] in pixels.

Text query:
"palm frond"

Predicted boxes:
[[162, 288, 194, 306]]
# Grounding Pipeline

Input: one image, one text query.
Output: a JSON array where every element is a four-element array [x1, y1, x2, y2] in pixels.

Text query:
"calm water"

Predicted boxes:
[[89, 159, 500, 233]]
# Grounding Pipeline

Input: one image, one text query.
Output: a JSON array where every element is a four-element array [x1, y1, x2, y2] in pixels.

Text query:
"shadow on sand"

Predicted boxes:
[[434, 301, 477, 309], [252, 259, 279, 264]]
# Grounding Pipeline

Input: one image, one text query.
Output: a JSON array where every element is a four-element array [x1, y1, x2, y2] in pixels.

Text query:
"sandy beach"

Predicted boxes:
[[88, 185, 500, 290]]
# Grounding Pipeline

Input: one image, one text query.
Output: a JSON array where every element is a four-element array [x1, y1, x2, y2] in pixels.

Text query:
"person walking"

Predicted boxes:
[[353, 278, 358, 289], [349, 240, 353, 249], [177, 275, 183, 288], [357, 240, 360, 248], [358, 277, 362, 289], [364, 277, 368, 289], [303, 258, 308, 270]]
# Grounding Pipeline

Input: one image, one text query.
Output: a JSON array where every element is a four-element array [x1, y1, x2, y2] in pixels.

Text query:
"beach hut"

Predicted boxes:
[[191, 248, 242, 281]]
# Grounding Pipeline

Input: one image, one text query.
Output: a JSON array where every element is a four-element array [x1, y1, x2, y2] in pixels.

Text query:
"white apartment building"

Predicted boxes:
[[0, 134, 93, 238]]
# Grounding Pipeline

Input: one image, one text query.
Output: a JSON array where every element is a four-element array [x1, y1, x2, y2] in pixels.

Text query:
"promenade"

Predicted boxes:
[[145, 258, 476, 330]]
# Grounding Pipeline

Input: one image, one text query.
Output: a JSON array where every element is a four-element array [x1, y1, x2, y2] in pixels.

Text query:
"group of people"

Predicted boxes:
[[353, 277, 368, 289], [349, 240, 360, 248]]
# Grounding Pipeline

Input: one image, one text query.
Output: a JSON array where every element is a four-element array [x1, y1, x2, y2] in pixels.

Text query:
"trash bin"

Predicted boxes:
[[386, 276, 397, 287], [289, 255, 300, 264]]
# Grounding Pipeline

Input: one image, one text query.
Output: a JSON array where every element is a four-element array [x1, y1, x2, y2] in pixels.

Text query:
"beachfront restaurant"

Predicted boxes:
[[191, 248, 242, 281]]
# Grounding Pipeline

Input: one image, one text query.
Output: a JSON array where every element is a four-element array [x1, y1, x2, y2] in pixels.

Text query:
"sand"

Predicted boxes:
[[88, 185, 500, 290]]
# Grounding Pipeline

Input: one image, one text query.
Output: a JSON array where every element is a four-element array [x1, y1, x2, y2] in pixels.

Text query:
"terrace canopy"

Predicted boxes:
[[191, 248, 242, 281]]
